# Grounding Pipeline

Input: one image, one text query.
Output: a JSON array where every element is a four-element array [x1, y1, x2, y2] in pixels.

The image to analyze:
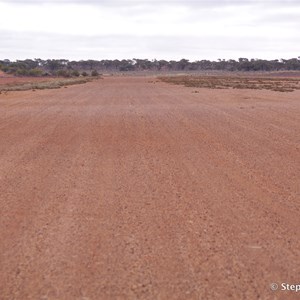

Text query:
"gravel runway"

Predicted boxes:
[[0, 76, 299, 299]]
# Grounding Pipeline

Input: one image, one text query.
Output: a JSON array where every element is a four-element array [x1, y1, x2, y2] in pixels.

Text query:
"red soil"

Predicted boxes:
[[0, 77, 299, 299]]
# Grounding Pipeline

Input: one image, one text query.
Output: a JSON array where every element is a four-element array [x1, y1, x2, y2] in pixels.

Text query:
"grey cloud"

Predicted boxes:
[[2, 0, 300, 6], [1, 0, 300, 15], [1, 0, 299, 60], [1, 30, 299, 61], [254, 12, 300, 25]]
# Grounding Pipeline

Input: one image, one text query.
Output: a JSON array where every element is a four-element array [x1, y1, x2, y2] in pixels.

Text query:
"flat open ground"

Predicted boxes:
[[0, 76, 299, 299]]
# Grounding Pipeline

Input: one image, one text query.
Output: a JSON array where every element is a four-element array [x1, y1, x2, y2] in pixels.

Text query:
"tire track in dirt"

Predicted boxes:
[[0, 77, 299, 299]]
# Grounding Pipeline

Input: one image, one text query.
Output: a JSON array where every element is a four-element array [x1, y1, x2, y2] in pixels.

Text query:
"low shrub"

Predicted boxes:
[[91, 70, 99, 76], [71, 70, 80, 77]]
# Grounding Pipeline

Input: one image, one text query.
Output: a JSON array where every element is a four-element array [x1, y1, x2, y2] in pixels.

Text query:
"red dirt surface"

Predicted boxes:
[[0, 77, 299, 299]]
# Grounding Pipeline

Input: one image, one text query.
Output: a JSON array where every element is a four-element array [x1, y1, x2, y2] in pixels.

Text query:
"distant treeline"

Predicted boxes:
[[1, 57, 300, 77]]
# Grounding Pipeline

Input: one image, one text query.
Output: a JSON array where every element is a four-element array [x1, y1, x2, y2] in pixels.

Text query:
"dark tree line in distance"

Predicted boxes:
[[0, 57, 300, 77]]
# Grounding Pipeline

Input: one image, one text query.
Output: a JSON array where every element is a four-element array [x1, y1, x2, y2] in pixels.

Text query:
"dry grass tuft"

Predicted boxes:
[[0, 77, 98, 93], [158, 75, 300, 92]]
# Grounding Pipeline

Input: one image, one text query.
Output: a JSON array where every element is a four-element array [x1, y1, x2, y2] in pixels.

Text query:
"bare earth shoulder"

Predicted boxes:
[[0, 76, 299, 299]]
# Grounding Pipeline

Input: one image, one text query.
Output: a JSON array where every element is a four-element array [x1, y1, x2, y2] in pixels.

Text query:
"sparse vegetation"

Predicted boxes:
[[0, 77, 97, 93], [159, 75, 300, 92]]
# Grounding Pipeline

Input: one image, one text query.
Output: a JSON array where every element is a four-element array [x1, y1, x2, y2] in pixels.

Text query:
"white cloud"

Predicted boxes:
[[0, 0, 299, 60]]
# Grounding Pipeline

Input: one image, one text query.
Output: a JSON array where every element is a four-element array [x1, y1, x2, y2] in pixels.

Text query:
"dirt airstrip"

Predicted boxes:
[[0, 76, 299, 299]]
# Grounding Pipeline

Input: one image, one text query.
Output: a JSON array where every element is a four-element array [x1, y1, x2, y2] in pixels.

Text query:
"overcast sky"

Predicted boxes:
[[0, 0, 299, 61]]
